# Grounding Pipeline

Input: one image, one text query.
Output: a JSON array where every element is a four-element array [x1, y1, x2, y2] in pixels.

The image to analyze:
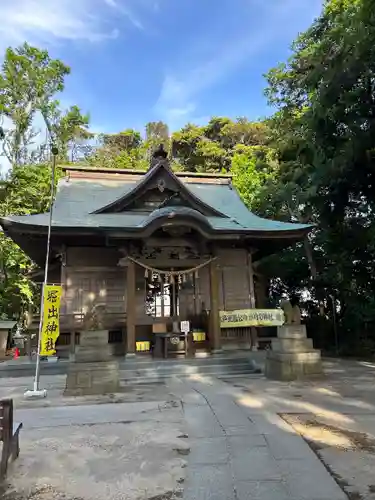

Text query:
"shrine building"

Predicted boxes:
[[0, 150, 312, 358]]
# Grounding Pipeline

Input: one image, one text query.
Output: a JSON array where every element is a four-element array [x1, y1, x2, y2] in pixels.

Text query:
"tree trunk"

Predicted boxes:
[[303, 235, 318, 280]]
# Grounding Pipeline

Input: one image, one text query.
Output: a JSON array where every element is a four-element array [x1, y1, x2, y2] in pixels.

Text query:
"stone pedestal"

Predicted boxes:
[[0, 329, 8, 359], [265, 325, 322, 381], [65, 330, 120, 396]]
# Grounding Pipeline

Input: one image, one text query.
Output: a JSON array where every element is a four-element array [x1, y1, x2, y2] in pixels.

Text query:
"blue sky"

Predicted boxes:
[[0, 0, 323, 135]]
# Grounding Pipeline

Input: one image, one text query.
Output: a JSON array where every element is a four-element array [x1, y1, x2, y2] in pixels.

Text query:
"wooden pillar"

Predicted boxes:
[[70, 331, 76, 360], [209, 259, 222, 353], [247, 251, 259, 351], [126, 260, 136, 356]]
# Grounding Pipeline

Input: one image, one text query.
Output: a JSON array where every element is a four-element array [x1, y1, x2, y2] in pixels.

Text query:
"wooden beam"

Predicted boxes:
[[247, 252, 259, 351], [125, 259, 136, 356], [209, 259, 221, 353]]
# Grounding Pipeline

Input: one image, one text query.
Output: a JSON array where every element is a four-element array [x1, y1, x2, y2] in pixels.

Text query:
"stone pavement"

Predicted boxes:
[[172, 376, 347, 500], [213, 357, 375, 500], [2, 386, 188, 500], [2, 358, 375, 499]]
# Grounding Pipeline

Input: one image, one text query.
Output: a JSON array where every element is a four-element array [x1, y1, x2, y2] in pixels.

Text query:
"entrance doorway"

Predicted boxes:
[[145, 272, 180, 319]]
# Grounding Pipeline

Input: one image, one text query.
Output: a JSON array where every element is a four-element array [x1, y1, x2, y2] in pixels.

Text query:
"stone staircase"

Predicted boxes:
[[119, 353, 262, 385], [0, 352, 263, 383]]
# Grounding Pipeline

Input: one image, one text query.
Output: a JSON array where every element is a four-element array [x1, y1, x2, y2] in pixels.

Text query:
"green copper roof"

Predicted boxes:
[[0, 172, 312, 237]]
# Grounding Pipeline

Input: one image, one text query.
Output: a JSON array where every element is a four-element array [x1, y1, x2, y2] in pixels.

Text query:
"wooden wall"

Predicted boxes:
[[62, 247, 125, 321], [60, 245, 254, 332], [217, 248, 253, 311]]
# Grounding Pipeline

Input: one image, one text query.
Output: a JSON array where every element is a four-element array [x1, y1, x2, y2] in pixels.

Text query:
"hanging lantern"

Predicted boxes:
[[144, 268, 149, 279]]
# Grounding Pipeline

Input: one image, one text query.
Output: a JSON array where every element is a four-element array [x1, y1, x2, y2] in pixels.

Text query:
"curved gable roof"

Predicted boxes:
[[0, 166, 313, 240], [92, 160, 227, 218]]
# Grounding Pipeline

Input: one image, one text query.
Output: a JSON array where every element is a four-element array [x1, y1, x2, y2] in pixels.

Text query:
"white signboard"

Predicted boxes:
[[180, 321, 190, 334]]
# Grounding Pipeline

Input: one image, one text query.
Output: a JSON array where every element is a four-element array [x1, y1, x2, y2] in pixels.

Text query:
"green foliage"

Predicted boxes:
[[102, 129, 142, 152], [145, 121, 170, 159], [260, 0, 375, 353], [0, 164, 59, 319], [0, 42, 86, 320], [88, 129, 148, 170], [171, 124, 206, 171], [231, 145, 278, 210]]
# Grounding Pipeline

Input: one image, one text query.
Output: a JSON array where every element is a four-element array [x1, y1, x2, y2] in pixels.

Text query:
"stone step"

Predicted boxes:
[[119, 356, 261, 384], [0, 353, 264, 381], [267, 350, 321, 363], [120, 361, 257, 378], [121, 365, 259, 385], [120, 354, 257, 368], [277, 325, 307, 339], [271, 338, 313, 352]]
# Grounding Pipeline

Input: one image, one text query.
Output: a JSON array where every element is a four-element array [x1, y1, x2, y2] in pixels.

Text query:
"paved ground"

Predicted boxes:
[[1, 392, 187, 500], [177, 375, 347, 500], [218, 357, 375, 500], [1, 358, 375, 499]]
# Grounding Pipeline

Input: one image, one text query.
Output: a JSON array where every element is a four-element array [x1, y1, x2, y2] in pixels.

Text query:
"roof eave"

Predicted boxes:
[[1, 216, 314, 240], [63, 165, 233, 179]]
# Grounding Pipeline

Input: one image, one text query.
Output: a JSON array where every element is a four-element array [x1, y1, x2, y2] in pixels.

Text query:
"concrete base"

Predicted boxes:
[[65, 360, 120, 396], [64, 330, 120, 396], [24, 389, 48, 399], [265, 352, 323, 381], [265, 324, 323, 381]]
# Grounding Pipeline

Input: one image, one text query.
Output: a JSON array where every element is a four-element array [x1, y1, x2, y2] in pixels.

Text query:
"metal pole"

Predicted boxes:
[[331, 295, 339, 355], [25, 152, 56, 398]]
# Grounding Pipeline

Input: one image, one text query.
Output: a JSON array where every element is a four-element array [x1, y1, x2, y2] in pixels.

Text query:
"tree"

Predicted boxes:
[[0, 164, 58, 318], [262, 0, 375, 353], [87, 129, 148, 170], [145, 121, 170, 158], [231, 144, 278, 210], [0, 43, 89, 167], [171, 124, 206, 171], [0, 43, 88, 319], [221, 118, 270, 149]]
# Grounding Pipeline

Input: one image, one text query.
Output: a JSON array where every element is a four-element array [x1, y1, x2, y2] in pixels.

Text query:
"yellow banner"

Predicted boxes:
[[40, 285, 62, 356], [220, 309, 284, 328]]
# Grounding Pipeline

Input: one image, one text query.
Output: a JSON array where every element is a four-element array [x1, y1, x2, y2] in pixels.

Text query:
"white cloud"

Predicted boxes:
[[154, 0, 323, 130], [0, 0, 144, 49]]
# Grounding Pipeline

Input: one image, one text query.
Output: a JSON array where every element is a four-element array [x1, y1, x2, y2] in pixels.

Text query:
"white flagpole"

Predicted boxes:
[[25, 149, 57, 398]]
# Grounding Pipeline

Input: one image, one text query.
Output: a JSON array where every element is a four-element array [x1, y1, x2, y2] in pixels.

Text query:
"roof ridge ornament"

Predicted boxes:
[[149, 143, 169, 170]]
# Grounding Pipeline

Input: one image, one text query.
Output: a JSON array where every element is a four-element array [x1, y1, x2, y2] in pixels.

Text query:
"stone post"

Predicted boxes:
[[0, 329, 8, 359], [65, 329, 120, 396], [265, 324, 322, 381]]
